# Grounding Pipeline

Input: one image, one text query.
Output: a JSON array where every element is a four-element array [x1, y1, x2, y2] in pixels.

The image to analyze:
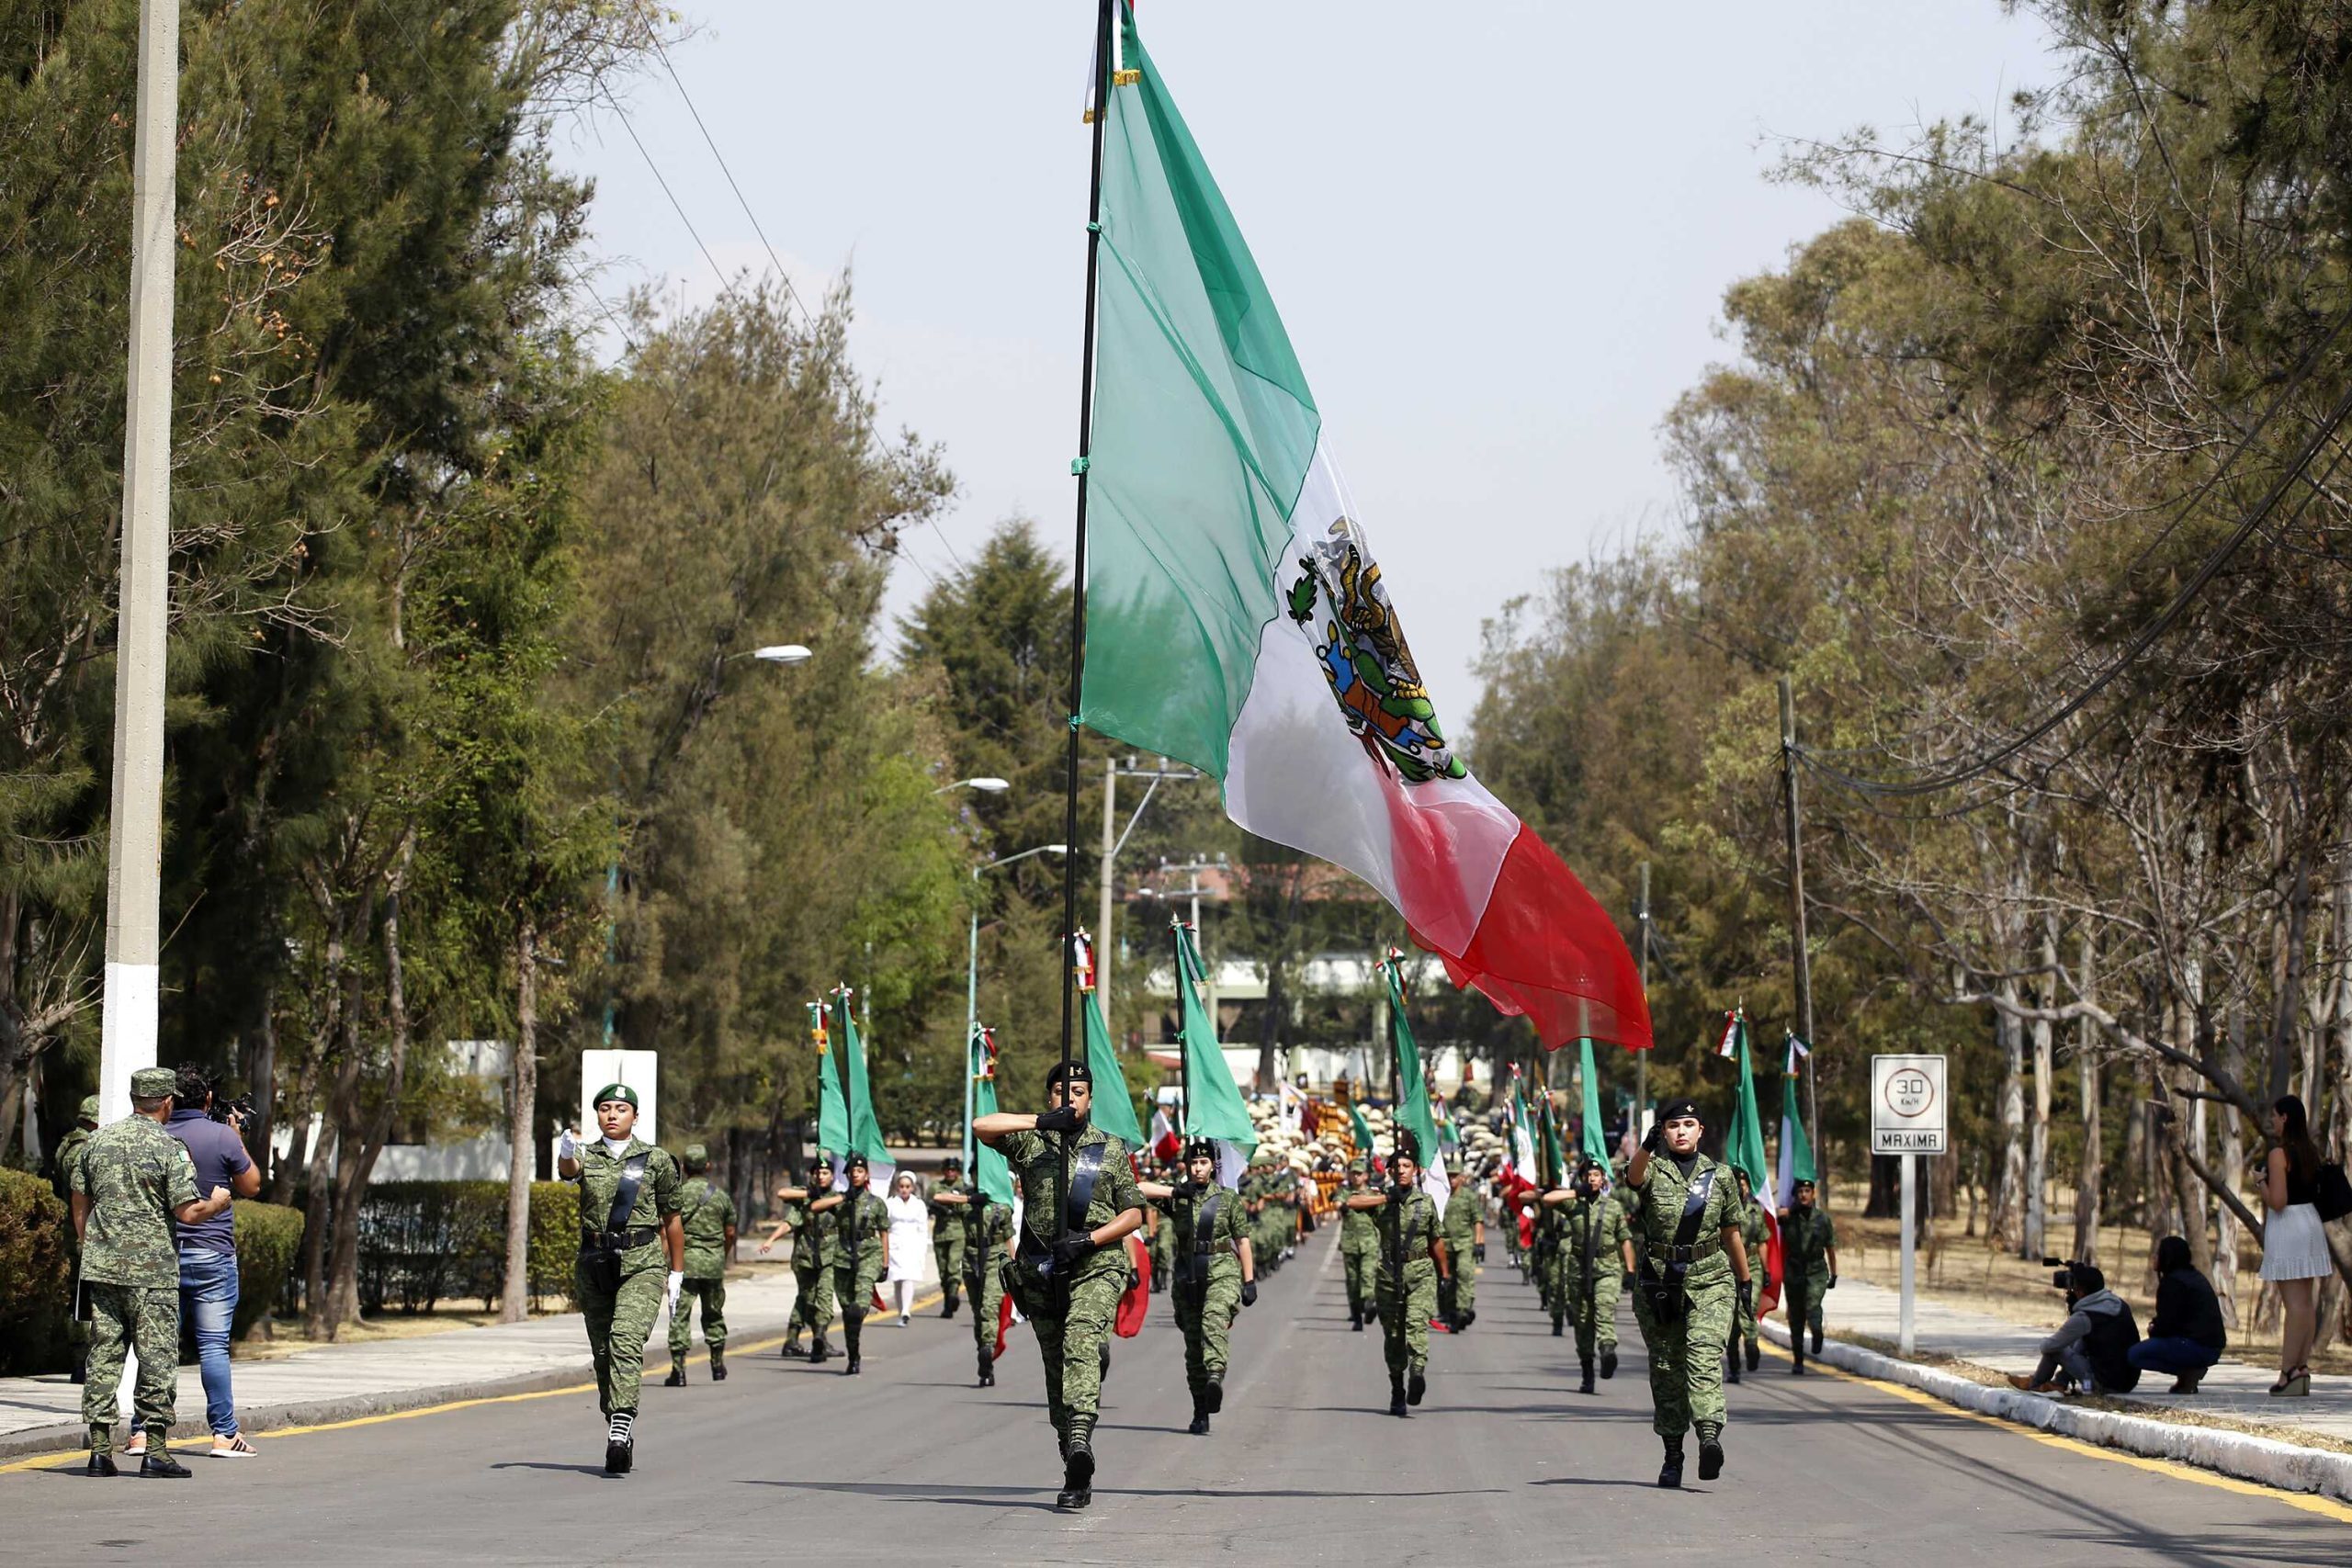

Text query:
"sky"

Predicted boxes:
[[560, 1, 2055, 721]]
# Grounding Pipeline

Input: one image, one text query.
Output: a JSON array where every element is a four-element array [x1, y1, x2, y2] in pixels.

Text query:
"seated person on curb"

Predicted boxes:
[[2127, 1235, 2228, 1394], [2008, 1261, 2141, 1395]]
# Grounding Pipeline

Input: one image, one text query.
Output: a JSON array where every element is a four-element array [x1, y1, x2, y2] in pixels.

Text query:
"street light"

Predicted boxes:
[[933, 776, 1011, 795], [963, 842, 1069, 1168], [752, 644, 812, 664]]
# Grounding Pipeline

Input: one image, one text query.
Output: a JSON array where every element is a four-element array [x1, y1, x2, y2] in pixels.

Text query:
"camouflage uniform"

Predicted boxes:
[[832, 1185, 890, 1367], [967, 1196, 1015, 1382], [785, 1189, 839, 1353], [666, 1173, 735, 1364], [1531, 1201, 1562, 1315], [1000, 1125, 1143, 1453], [1339, 1176, 1380, 1327], [1442, 1181, 1482, 1322], [929, 1173, 972, 1314], [1165, 1180, 1247, 1412], [1554, 1190, 1630, 1365], [1374, 1184, 1444, 1398], [1781, 1204, 1836, 1348], [53, 1097, 99, 1373], [1146, 1198, 1176, 1292], [72, 1110, 199, 1457], [1734, 1192, 1770, 1364], [1625, 1152, 1741, 1441], [572, 1138, 684, 1417]]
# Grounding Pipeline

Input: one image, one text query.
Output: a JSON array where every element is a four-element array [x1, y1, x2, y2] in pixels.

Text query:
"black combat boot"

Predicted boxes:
[[1578, 1357, 1595, 1395], [1657, 1437, 1684, 1489], [1388, 1375, 1408, 1417], [781, 1330, 803, 1359], [1057, 1420, 1096, 1510], [978, 1348, 995, 1388], [942, 1282, 960, 1319], [1725, 1348, 1741, 1385], [1187, 1393, 1210, 1437], [710, 1347, 727, 1382], [1407, 1369, 1427, 1406], [1697, 1425, 1725, 1482], [808, 1336, 831, 1365], [663, 1363, 687, 1387], [1810, 1323, 1824, 1356], [604, 1410, 636, 1475], [1350, 1305, 1363, 1331], [85, 1442, 117, 1478], [1552, 1317, 1564, 1337], [1746, 1338, 1760, 1372], [1204, 1376, 1224, 1415], [1600, 1346, 1618, 1380], [842, 1315, 863, 1375], [1789, 1345, 1805, 1376]]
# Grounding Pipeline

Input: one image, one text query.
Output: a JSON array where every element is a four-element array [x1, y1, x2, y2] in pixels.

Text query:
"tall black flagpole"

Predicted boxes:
[[1057, 0, 1116, 1235]]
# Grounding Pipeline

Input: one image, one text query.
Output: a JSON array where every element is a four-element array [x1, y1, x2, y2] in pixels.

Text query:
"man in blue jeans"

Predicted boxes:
[[2128, 1235, 2228, 1395], [126, 1065, 262, 1461]]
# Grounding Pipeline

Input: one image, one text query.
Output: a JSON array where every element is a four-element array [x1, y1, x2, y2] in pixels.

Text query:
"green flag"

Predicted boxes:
[[1777, 1040, 1817, 1205], [833, 989, 892, 1177], [1726, 1018, 1770, 1192], [814, 1001, 848, 1158], [1577, 1037, 1611, 1165], [971, 1027, 1014, 1206], [1350, 1099, 1375, 1160], [1538, 1085, 1567, 1188], [1382, 957, 1446, 1200], [1082, 986, 1146, 1146], [1176, 921, 1255, 1153]]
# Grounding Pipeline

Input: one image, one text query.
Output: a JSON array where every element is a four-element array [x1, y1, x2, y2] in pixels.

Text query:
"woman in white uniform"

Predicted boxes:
[[885, 1171, 931, 1325]]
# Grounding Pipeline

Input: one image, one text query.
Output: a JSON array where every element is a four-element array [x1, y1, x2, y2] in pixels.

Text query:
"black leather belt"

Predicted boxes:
[[582, 1226, 659, 1251]]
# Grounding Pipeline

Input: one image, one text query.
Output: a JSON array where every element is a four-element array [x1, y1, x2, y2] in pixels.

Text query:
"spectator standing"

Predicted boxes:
[[2127, 1235, 2227, 1394], [885, 1171, 929, 1326], [124, 1066, 260, 1461], [2257, 1093, 2332, 1398], [70, 1066, 232, 1476]]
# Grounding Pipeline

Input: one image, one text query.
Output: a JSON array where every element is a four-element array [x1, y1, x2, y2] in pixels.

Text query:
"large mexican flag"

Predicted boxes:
[[1077, 3, 1648, 1052]]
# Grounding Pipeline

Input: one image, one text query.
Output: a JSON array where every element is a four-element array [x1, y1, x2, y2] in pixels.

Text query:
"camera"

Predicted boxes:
[[2041, 1256, 2088, 1291], [210, 1092, 257, 1128]]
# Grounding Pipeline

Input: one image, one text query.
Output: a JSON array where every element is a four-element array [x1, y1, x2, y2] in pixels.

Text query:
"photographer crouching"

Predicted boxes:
[[2008, 1260, 2142, 1396]]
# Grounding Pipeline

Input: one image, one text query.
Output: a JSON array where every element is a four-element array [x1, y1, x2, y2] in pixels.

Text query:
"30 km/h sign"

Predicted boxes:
[[1871, 1055, 1947, 1155]]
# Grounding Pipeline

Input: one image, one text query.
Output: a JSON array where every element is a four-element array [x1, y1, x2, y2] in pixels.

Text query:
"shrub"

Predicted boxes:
[[0, 1168, 72, 1374], [352, 1180, 579, 1314], [232, 1200, 304, 1339]]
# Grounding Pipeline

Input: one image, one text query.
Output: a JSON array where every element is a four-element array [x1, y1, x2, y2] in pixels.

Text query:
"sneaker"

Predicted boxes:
[[121, 1434, 147, 1460], [209, 1433, 258, 1459]]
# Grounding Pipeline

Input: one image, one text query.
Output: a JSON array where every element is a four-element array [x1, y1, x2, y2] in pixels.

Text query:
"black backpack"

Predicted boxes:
[[2316, 1160, 2352, 1224]]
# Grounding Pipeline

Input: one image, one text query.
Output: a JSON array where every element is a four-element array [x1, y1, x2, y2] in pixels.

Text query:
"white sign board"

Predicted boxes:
[[581, 1049, 659, 1145], [1871, 1055, 1946, 1155]]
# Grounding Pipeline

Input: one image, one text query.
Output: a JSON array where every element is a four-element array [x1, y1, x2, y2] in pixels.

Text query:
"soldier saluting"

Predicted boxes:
[[558, 1084, 684, 1475], [1138, 1138, 1258, 1435], [976, 1057, 1145, 1512], [72, 1067, 232, 1476], [1536, 1157, 1630, 1393], [927, 1172, 1016, 1387], [755, 1155, 838, 1362], [1340, 1132, 1451, 1416], [1623, 1097, 1752, 1489], [820, 1152, 889, 1375]]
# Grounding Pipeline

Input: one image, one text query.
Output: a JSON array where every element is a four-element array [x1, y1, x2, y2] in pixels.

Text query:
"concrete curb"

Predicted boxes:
[[1760, 1318, 2352, 1503], [0, 1313, 798, 1464]]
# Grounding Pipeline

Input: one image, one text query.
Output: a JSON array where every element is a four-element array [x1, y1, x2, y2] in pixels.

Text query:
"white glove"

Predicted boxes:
[[556, 1126, 579, 1164], [664, 1270, 684, 1316]]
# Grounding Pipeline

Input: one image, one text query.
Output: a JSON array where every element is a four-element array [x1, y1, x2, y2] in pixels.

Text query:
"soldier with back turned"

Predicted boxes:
[[663, 1144, 736, 1385], [71, 1067, 232, 1476]]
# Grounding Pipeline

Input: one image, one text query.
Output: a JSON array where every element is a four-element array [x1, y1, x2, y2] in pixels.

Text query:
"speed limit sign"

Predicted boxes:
[[1871, 1055, 1947, 1155]]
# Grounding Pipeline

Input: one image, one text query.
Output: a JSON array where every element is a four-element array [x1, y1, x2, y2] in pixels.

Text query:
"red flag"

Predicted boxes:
[[1115, 1234, 1151, 1337], [1758, 1208, 1784, 1315]]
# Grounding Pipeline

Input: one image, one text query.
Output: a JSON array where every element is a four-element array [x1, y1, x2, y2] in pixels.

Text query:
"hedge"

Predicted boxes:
[[0, 1168, 73, 1375], [232, 1201, 303, 1339], [352, 1180, 578, 1314]]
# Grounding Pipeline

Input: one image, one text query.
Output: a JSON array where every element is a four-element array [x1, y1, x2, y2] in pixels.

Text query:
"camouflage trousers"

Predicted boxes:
[[1172, 1264, 1240, 1396], [1341, 1247, 1377, 1314], [1532, 1247, 1557, 1311], [667, 1275, 727, 1357], [968, 1252, 1007, 1371], [1376, 1260, 1438, 1380], [1630, 1271, 1733, 1439], [578, 1250, 666, 1416], [933, 1229, 966, 1307], [834, 1255, 884, 1359], [1012, 1263, 1124, 1446], [791, 1260, 834, 1342], [1447, 1245, 1477, 1314], [1786, 1271, 1826, 1337], [84, 1282, 178, 1453], [1554, 1263, 1623, 1359]]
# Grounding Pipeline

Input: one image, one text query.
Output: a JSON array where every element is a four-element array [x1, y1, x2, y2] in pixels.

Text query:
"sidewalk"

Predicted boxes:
[[0, 1246, 864, 1461], [1767, 1275, 2352, 1501]]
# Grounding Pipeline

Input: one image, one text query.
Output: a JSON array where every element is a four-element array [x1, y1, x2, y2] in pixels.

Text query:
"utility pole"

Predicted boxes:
[[1097, 759, 1203, 1032], [1635, 860, 1650, 1140], [99, 0, 181, 1123], [1779, 675, 1822, 1196]]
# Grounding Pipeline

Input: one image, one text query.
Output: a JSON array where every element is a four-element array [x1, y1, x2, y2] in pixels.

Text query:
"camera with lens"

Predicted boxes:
[[2041, 1256, 2090, 1291], [210, 1091, 257, 1128]]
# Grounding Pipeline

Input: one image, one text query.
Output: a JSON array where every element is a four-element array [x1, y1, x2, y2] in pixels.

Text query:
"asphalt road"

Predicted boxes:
[[5, 1234, 2341, 1564]]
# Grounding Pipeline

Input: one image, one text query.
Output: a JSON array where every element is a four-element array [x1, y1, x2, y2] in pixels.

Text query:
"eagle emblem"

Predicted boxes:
[[1283, 516, 1466, 784]]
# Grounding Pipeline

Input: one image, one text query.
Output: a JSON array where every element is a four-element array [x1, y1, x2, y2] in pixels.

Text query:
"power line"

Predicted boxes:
[[600, 86, 740, 303], [1795, 377, 2352, 800], [637, 7, 813, 325]]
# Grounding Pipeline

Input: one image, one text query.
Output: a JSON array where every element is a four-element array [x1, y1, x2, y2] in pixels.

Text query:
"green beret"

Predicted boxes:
[[683, 1143, 709, 1169], [130, 1067, 177, 1099], [592, 1082, 639, 1110], [78, 1094, 101, 1122], [1348, 1158, 1370, 1175]]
